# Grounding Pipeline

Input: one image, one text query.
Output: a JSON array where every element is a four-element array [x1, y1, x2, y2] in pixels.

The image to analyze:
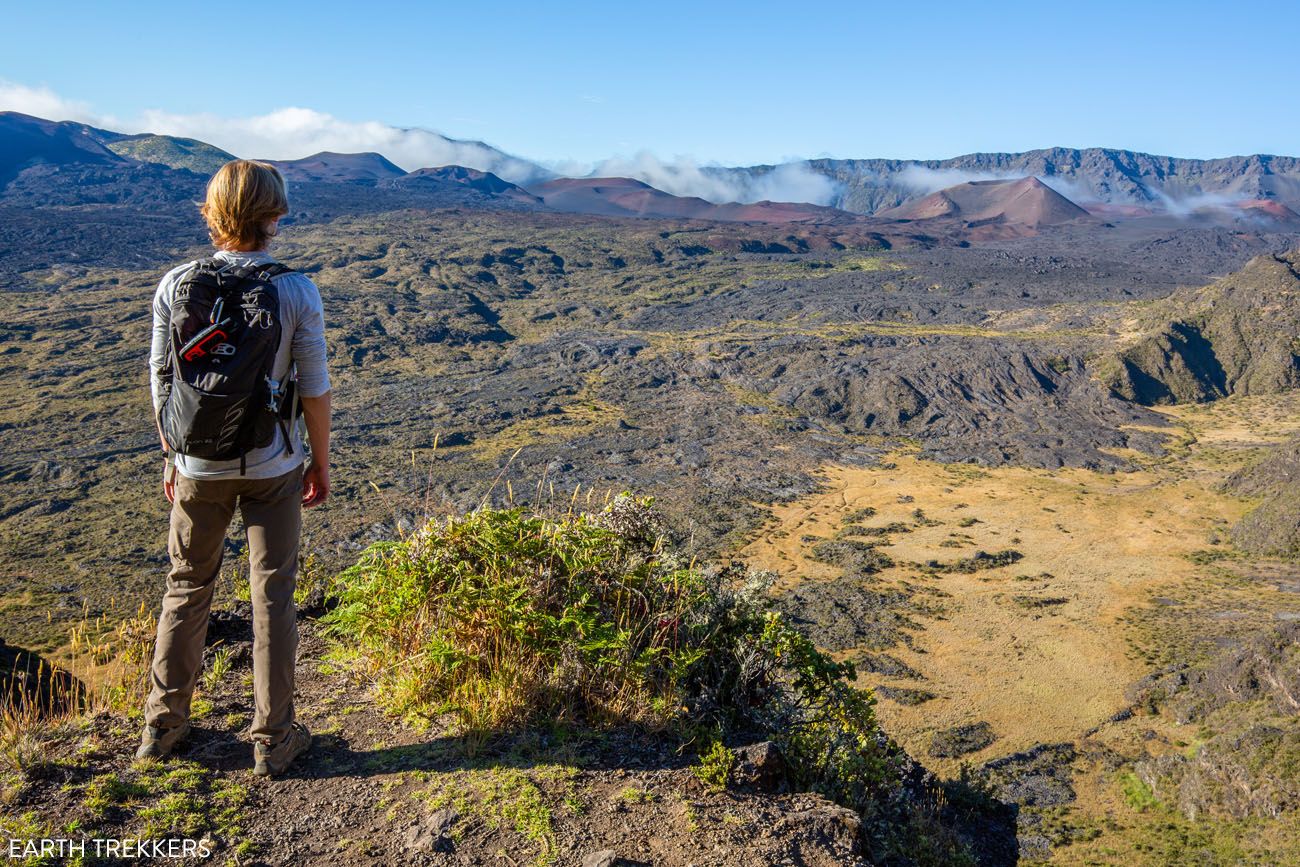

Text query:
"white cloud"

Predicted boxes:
[[134, 106, 548, 183], [896, 165, 1005, 193], [1145, 187, 1254, 219], [1036, 174, 1096, 204], [0, 81, 99, 125], [549, 151, 841, 205], [743, 162, 843, 205]]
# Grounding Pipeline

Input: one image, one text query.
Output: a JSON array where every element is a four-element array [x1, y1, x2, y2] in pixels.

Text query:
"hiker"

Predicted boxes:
[[139, 159, 331, 777]]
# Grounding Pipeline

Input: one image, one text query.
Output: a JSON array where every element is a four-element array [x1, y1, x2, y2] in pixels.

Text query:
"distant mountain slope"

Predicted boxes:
[[877, 177, 1090, 237], [1101, 250, 1300, 404], [528, 177, 851, 223], [1225, 434, 1300, 556], [721, 149, 1300, 215], [391, 166, 542, 204], [267, 151, 406, 183], [0, 111, 127, 184], [103, 134, 235, 174], [0, 111, 543, 215]]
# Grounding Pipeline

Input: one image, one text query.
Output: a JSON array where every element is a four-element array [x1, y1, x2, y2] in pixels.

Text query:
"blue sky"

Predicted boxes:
[[2, 0, 1296, 166]]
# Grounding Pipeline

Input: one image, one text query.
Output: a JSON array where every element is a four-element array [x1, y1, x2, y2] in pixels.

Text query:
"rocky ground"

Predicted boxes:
[[2, 203, 1295, 650], [3, 607, 930, 867], [3, 191, 1300, 864]]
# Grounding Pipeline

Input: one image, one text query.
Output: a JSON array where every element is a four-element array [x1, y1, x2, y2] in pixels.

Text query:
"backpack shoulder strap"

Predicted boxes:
[[172, 258, 228, 299], [231, 262, 295, 282], [183, 256, 226, 278], [160, 258, 222, 377]]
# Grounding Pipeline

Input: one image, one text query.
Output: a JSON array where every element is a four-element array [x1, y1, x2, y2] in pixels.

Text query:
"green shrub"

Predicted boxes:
[[694, 740, 736, 790], [325, 495, 971, 861], [809, 539, 895, 574], [1120, 770, 1159, 812], [926, 549, 1024, 574], [325, 496, 723, 732]]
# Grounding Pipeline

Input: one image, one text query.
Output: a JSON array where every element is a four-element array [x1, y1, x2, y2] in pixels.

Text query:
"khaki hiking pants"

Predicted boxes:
[[143, 465, 303, 745]]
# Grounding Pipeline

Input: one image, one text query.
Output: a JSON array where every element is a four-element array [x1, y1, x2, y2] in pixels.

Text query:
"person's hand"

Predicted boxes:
[[303, 460, 330, 508], [163, 459, 176, 504]]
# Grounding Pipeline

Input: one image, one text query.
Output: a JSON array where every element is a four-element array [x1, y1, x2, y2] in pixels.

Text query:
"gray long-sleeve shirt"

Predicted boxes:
[[149, 249, 330, 480]]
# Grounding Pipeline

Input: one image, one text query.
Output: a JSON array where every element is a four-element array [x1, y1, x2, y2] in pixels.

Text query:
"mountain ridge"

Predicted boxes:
[[0, 111, 128, 184], [744, 147, 1300, 214], [6, 110, 1300, 233], [267, 151, 406, 183], [527, 176, 855, 224]]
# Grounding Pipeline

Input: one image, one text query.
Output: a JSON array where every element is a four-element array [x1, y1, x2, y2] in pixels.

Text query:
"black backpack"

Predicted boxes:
[[157, 258, 296, 471]]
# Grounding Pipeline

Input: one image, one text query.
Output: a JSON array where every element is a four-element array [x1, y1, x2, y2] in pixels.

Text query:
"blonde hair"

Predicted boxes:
[[200, 160, 289, 251]]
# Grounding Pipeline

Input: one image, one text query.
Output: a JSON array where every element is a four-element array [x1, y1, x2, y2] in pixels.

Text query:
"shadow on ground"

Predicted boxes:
[[0, 637, 84, 714]]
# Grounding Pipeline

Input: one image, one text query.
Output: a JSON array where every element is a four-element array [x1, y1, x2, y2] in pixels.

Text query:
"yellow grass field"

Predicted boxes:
[[741, 392, 1300, 771]]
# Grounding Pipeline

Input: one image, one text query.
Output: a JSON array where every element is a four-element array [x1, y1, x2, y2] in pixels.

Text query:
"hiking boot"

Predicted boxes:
[[252, 722, 311, 777], [135, 721, 191, 760]]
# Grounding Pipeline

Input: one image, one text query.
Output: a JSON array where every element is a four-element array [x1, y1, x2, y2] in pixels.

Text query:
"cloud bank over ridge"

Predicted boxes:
[[0, 80, 547, 184], [0, 80, 841, 205], [547, 152, 841, 206]]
